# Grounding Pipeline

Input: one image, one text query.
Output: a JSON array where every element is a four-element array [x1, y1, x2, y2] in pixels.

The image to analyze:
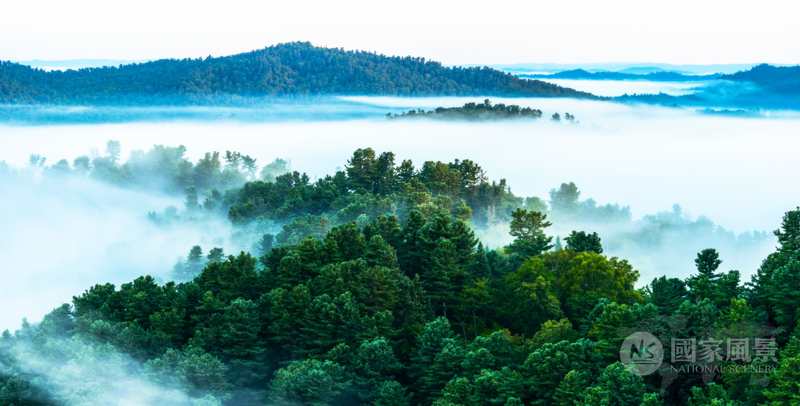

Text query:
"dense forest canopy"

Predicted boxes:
[[0, 43, 595, 104], [0, 146, 797, 405], [386, 99, 565, 121]]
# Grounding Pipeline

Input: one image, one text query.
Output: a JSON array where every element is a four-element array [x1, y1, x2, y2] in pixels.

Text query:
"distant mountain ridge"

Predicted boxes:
[[617, 64, 800, 109], [496, 63, 754, 76], [722, 63, 800, 93], [521, 69, 720, 82], [0, 42, 594, 104]]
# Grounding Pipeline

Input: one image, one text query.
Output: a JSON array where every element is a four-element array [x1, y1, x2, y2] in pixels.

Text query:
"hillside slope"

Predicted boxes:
[[0, 42, 595, 104]]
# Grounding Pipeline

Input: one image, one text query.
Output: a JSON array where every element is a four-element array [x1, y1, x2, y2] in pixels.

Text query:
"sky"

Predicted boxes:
[[1, 0, 799, 65]]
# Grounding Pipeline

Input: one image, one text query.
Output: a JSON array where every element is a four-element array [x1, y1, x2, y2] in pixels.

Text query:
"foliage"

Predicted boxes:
[[0, 43, 593, 103], [387, 99, 546, 121], [1, 149, 796, 406]]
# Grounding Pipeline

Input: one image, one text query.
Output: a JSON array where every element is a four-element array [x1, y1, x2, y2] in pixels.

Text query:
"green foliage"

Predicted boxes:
[[511, 250, 641, 325], [564, 230, 603, 254], [763, 336, 800, 404], [0, 43, 592, 103], [531, 319, 578, 349], [553, 369, 592, 405], [388, 99, 546, 121], [268, 359, 351, 405], [227, 148, 520, 232], [145, 346, 230, 399], [6, 149, 800, 406], [749, 208, 800, 341], [580, 362, 646, 405], [521, 339, 601, 404], [506, 208, 553, 265], [646, 276, 688, 314], [688, 383, 736, 406]]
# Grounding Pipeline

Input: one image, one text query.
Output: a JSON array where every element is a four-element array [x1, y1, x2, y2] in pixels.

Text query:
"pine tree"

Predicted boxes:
[[506, 208, 552, 265]]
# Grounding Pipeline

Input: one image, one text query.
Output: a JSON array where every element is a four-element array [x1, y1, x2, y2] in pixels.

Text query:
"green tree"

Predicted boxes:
[[506, 208, 552, 264], [549, 182, 580, 215], [646, 276, 688, 314], [410, 318, 459, 404], [347, 148, 378, 193], [206, 247, 225, 263], [269, 359, 351, 405], [256, 234, 274, 256], [564, 231, 603, 254], [513, 250, 641, 325], [145, 346, 230, 399], [553, 369, 591, 406], [687, 383, 735, 406], [365, 235, 398, 267], [353, 337, 402, 384], [763, 335, 800, 404], [581, 362, 646, 405], [374, 380, 410, 406], [191, 298, 267, 386]]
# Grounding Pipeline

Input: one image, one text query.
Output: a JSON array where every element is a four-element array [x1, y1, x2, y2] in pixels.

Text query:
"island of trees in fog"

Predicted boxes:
[[386, 99, 575, 122]]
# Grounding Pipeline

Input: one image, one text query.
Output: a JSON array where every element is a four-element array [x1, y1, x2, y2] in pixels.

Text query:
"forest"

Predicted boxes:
[[386, 100, 555, 121], [0, 145, 798, 405], [0, 43, 594, 104]]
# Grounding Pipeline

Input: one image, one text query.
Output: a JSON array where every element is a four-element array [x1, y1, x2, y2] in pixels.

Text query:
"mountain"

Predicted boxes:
[[496, 63, 753, 76], [722, 63, 800, 94], [618, 64, 800, 110], [617, 66, 668, 75], [521, 69, 719, 82], [0, 42, 594, 104]]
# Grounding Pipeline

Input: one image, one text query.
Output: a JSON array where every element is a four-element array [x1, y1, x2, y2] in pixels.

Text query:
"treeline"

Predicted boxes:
[[14, 144, 767, 280], [25, 140, 287, 198], [387, 99, 546, 121], [0, 43, 594, 104], [225, 147, 520, 234]]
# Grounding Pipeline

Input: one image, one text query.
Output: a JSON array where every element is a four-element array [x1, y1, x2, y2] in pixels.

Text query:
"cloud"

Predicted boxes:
[[0, 168, 237, 330], [3, 334, 219, 405]]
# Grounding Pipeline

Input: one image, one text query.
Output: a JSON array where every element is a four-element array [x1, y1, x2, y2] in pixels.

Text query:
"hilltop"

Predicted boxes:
[[0, 42, 594, 104]]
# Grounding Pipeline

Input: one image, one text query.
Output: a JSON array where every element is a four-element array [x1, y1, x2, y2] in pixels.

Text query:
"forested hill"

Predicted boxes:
[[722, 64, 800, 94], [617, 64, 800, 110], [0, 42, 594, 104]]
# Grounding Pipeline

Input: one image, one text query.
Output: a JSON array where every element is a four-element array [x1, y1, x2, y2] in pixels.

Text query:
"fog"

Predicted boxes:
[[2, 96, 799, 329], [3, 97, 798, 233], [0, 168, 239, 329], [538, 79, 705, 97], [2, 335, 218, 405]]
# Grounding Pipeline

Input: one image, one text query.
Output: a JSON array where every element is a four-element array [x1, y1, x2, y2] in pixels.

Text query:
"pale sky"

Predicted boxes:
[[2, 0, 799, 65]]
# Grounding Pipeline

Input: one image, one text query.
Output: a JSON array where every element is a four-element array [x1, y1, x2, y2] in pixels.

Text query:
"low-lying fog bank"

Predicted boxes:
[[0, 169, 241, 329], [2, 97, 798, 233], [537, 79, 705, 97]]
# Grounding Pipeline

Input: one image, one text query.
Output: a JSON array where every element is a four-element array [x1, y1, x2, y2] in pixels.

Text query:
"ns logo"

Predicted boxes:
[[619, 331, 664, 376]]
